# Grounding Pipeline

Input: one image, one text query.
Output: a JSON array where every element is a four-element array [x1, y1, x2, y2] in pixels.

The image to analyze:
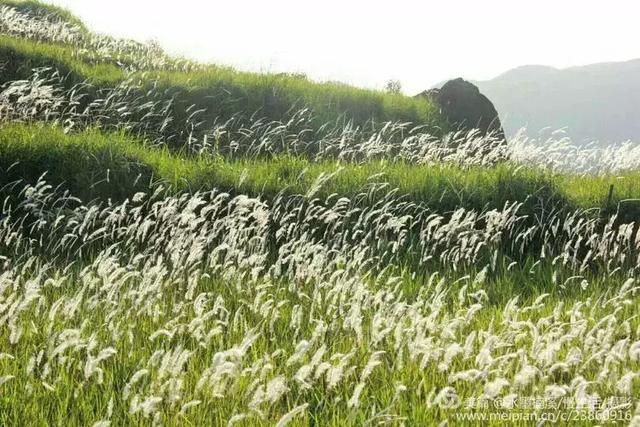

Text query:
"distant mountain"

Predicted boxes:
[[437, 59, 640, 144]]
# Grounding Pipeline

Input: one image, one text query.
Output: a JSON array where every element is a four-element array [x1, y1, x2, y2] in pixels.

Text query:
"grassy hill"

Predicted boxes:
[[2, 2, 640, 426], [0, 0, 636, 217], [0, 0, 86, 28], [2, 123, 639, 217], [0, 1, 445, 134]]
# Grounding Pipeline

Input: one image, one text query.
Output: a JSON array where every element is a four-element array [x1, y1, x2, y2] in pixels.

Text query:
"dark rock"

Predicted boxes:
[[418, 78, 505, 140]]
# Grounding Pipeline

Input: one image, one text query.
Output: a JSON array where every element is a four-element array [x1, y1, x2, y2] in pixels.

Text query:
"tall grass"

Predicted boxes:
[[3, 123, 640, 218], [1, 3, 640, 425], [0, 175, 639, 425], [0, 0, 87, 30], [0, 2, 445, 130]]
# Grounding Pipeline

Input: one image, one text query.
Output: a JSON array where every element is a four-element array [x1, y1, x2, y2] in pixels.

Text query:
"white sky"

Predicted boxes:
[[48, 0, 640, 94]]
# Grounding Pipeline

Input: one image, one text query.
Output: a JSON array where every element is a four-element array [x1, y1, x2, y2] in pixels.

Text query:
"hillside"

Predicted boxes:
[[472, 59, 640, 143], [4, 123, 640, 219], [1, 2, 640, 426], [0, 1, 445, 141]]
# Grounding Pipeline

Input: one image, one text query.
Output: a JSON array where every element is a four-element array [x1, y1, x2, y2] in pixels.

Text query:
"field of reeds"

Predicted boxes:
[[1, 2, 640, 426]]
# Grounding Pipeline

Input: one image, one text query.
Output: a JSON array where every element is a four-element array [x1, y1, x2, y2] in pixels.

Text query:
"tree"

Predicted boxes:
[[384, 79, 402, 94]]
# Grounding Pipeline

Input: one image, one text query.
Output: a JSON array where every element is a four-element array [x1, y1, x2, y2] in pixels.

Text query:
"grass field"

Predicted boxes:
[[1, 172, 640, 426], [2, 123, 639, 217], [0, 0, 445, 131], [1, 2, 640, 426]]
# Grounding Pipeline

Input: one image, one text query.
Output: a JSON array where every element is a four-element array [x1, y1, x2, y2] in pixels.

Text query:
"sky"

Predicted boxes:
[[48, 0, 640, 94]]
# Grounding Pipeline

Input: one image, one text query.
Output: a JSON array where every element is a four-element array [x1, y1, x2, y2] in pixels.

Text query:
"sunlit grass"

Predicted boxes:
[[1, 3, 640, 425], [0, 21, 444, 128], [3, 123, 639, 217], [1, 176, 639, 426]]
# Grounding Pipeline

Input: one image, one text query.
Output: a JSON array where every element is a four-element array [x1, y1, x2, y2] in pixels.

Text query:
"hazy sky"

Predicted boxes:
[[48, 0, 640, 94]]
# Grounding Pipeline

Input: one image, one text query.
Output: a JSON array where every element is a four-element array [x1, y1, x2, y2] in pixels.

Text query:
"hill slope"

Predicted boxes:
[[0, 1, 445, 138], [2, 2, 640, 426]]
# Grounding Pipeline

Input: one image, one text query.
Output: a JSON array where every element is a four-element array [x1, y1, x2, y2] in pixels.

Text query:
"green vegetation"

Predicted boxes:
[[148, 69, 442, 127], [2, 123, 639, 217], [1, 163, 639, 426], [0, 33, 445, 136], [1, 2, 640, 426], [1, 255, 637, 426], [0, 34, 124, 85], [0, 0, 445, 130], [0, 0, 87, 29], [0, 31, 444, 126]]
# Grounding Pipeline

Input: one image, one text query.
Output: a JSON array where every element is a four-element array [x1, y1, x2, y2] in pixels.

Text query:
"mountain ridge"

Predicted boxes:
[[476, 58, 640, 143]]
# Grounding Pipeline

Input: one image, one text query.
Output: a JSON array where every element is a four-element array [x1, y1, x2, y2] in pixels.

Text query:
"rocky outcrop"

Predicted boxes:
[[419, 78, 505, 140]]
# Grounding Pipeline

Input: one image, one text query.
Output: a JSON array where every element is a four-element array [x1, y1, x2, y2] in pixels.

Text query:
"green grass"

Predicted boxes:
[[2, 123, 639, 218], [0, 0, 447, 153], [0, 0, 88, 30], [145, 68, 443, 128], [0, 235, 637, 426], [0, 35, 125, 85], [1, 4, 639, 425], [0, 21, 444, 130]]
